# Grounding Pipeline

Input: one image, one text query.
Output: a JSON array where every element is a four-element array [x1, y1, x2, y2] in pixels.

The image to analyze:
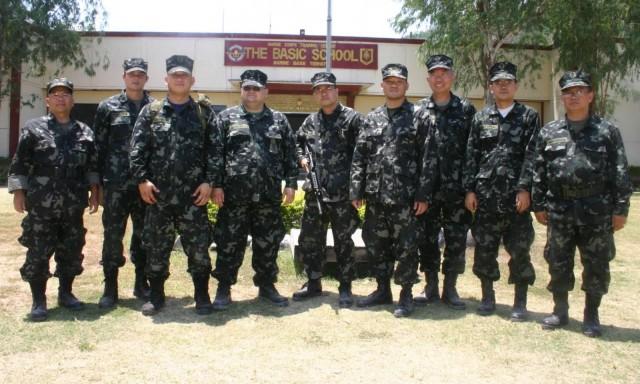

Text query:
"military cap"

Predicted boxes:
[[489, 61, 517, 82], [311, 72, 336, 88], [426, 54, 453, 71], [46, 77, 74, 94], [123, 58, 148, 73], [382, 63, 408, 80], [241, 69, 268, 88], [559, 70, 592, 90], [166, 55, 193, 75]]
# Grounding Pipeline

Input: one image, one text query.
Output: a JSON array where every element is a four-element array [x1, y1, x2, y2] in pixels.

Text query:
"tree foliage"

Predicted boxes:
[[0, 0, 107, 103], [393, 0, 640, 115]]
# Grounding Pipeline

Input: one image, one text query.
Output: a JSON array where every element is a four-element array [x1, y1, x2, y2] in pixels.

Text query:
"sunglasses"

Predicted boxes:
[[242, 86, 263, 92]]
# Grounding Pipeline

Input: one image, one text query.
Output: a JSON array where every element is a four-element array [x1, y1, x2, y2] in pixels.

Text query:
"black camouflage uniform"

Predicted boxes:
[[94, 58, 153, 307], [535, 70, 632, 337], [211, 70, 298, 308], [350, 64, 430, 317], [129, 55, 222, 315], [463, 62, 540, 318], [293, 72, 363, 307], [414, 54, 476, 309], [8, 78, 99, 321]]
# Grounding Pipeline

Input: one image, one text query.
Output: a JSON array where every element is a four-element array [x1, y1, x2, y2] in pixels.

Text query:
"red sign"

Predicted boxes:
[[224, 40, 377, 69]]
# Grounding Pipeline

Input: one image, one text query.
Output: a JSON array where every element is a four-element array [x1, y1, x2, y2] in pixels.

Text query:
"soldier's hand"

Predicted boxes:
[[212, 187, 225, 208], [300, 158, 310, 172], [534, 211, 548, 226], [414, 201, 428, 216], [12, 189, 26, 213], [352, 199, 363, 210], [98, 186, 104, 207], [515, 190, 531, 213], [89, 185, 100, 214], [139, 180, 159, 205], [193, 183, 212, 206], [282, 187, 295, 205], [612, 215, 627, 232], [465, 192, 477, 213]]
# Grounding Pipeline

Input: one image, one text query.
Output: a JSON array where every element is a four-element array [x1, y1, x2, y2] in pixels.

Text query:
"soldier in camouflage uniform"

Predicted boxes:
[[534, 70, 632, 337], [94, 58, 154, 308], [414, 55, 476, 310], [129, 55, 222, 316], [211, 70, 298, 309], [8, 78, 100, 321], [350, 64, 430, 318], [292, 72, 363, 308], [463, 62, 540, 320]]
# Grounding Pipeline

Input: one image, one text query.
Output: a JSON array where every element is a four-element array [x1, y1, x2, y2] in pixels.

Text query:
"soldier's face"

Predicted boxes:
[[312, 85, 338, 108], [489, 79, 518, 103], [561, 86, 594, 113], [45, 87, 74, 116], [240, 85, 268, 107], [123, 70, 148, 92], [381, 77, 409, 101], [427, 68, 454, 95], [165, 72, 195, 96]]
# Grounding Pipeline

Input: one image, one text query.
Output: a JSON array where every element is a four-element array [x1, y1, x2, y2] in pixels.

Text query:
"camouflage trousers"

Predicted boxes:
[[142, 201, 212, 280], [298, 197, 360, 282], [418, 197, 470, 275], [19, 206, 86, 282], [100, 186, 146, 273], [544, 213, 614, 296], [212, 201, 285, 286], [362, 202, 419, 286], [472, 210, 535, 285]]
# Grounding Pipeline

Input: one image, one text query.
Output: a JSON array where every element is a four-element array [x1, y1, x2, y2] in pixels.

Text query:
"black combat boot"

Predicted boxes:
[[356, 278, 393, 307], [192, 274, 213, 315], [393, 284, 414, 318], [141, 277, 166, 316], [258, 283, 289, 307], [98, 269, 119, 309], [338, 281, 354, 308], [510, 283, 528, 322], [541, 291, 569, 330], [212, 282, 232, 311], [133, 266, 150, 300], [582, 293, 602, 338], [57, 276, 85, 310], [292, 279, 322, 301], [413, 271, 439, 305], [442, 273, 466, 310], [29, 279, 48, 322], [476, 279, 496, 316]]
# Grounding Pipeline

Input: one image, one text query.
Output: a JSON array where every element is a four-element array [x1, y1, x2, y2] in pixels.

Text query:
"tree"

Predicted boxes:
[[392, 0, 550, 103], [0, 0, 107, 105]]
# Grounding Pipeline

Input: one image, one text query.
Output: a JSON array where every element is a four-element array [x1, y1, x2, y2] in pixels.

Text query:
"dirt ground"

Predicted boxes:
[[1, 188, 639, 384]]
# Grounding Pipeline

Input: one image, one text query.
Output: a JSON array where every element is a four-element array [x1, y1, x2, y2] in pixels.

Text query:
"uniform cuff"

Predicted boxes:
[[8, 175, 28, 193], [86, 172, 101, 186]]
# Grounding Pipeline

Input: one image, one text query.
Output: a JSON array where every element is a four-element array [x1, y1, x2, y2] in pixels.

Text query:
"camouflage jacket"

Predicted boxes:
[[350, 100, 429, 205], [216, 104, 298, 204], [531, 115, 632, 220], [8, 115, 99, 209], [94, 90, 153, 188], [129, 97, 223, 204], [296, 103, 363, 202], [463, 102, 540, 213], [415, 94, 476, 200]]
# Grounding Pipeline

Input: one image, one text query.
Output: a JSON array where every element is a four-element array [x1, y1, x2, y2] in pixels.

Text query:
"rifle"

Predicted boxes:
[[304, 142, 323, 215]]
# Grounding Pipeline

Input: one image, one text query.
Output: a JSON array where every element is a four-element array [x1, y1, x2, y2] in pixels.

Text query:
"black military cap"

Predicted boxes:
[[489, 61, 517, 82], [123, 57, 148, 73], [426, 54, 453, 71], [46, 77, 74, 94], [311, 72, 336, 88], [382, 63, 408, 80], [241, 69, 268, 88], [559, 70, 592, 90], [166, 55, 193, 75]]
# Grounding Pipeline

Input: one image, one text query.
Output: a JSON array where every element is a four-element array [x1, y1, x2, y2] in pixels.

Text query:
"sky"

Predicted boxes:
[[100, 0, 406, 38]]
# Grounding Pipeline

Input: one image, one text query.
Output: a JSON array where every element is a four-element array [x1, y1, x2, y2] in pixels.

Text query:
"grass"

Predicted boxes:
[[0, 188, 639, 383]]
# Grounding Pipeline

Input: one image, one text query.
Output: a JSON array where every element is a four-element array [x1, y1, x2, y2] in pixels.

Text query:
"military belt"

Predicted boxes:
[[555, 183, 605, 199], [33, 166, 82, 180]]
